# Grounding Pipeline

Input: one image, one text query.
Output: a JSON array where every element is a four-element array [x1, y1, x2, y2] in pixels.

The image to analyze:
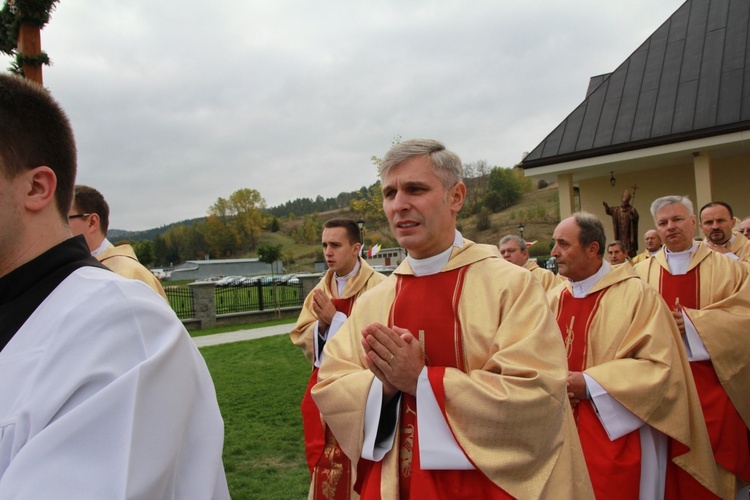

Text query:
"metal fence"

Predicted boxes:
[[214, 282, 304, 315], [167, 281, 305, 319], [165, 286, 195, 320]]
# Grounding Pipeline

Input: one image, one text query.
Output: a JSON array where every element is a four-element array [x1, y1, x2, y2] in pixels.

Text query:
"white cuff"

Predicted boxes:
[[682, 312, 710, 361], [313, 311, 348, 367], [585, 374, 644, 440], [417, 368, 474, 470], [361, 378, 398, 461]]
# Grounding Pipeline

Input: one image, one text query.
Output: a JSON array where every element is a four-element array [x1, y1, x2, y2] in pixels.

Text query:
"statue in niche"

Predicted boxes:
[[603, 189, 639, 258]]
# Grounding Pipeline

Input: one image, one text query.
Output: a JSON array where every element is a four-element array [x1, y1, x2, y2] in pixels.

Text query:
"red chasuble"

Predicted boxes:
[[357, 269, 511, 499], [659, 269, 750, 490], [301, 295, 355, 500], [555, 288, 642, 499]]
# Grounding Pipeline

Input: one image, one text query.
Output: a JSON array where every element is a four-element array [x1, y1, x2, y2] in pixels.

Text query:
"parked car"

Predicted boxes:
[[216, 276, 242, 287]]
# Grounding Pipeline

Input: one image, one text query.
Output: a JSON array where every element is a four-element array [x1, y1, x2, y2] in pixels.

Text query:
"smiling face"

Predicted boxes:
[[321, 226, 360, 276], [381, 155, 465, 259], [700, 204, 733, 245], [655, 202, 696, 252]]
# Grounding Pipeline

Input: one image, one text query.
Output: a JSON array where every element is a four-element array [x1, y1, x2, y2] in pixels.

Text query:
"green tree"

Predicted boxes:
[[132, 240, 155, 267], [484, 167, 526, 212], [258, 243, 283, 273], [293, 215, 321, 244]]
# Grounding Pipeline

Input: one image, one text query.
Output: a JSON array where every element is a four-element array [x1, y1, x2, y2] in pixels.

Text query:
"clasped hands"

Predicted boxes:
[[361, 323, 425, 401], [312, 289, 336, 332], [566, 371, 587, 408]]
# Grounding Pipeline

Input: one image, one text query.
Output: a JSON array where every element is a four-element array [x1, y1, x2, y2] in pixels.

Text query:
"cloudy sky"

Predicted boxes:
[[3, 0, 685, 230]]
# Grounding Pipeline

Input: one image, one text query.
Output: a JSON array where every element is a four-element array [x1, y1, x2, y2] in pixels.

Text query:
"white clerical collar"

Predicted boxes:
[[664, 240, 699, 275], [91, 237, 111, 257], [704, 234, 736, 248], [569, 260, 610, 298], [335, 259, 361, 296], [407, 230, 464, 277]]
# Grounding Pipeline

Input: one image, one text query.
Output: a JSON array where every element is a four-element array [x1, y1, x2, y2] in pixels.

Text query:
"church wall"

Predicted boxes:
[[577, 163, 697, 255], [574, 151, 750, 254], [709, 154, 750, 220]]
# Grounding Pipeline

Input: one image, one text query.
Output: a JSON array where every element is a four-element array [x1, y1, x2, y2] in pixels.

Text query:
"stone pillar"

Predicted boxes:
[[557, 174, 575, 219], [693, 151, 713, 213], [298, 274, 323, 301], [189, 281, 217, 329]]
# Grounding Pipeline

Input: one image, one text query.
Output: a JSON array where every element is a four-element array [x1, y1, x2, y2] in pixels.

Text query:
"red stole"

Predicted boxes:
[[659, 268, 750, 486], [555, 288, 642, 499], [301, 294, 355, 499], [357, 269, 511, 500]]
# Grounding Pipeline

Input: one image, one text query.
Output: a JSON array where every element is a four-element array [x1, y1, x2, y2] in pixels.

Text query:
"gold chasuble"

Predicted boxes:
[[548, 264, 722, 499], [313, 241, 593, 499], [636, 245, 750, 497], [291, 259, 386, 500]]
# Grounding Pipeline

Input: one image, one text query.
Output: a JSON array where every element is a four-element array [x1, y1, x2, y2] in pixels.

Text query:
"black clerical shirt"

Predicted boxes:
[[0, 236, 106, 351]]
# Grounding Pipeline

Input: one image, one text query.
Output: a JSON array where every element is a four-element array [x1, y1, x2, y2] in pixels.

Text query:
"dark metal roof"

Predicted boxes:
[[522, 0, 750, 168]]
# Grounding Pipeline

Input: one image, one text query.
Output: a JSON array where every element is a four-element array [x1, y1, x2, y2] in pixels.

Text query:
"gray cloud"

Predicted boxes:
[[2, 0, 683, 230]]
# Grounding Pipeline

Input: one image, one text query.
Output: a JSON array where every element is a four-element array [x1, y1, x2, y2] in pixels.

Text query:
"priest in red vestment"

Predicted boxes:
[[548, 213, 721, 499], [636, 195, 750, 498], [291, 218, 386, 499], [313, 140, 593, 499]]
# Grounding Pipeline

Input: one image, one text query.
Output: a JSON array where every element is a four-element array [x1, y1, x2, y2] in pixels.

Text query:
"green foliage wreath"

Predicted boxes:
[[0, 0, 59, 74]]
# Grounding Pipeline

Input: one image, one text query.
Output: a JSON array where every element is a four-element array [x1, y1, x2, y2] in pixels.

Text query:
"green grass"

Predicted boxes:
[[189, 317, 297, 338], [201, 335, 311, 499]]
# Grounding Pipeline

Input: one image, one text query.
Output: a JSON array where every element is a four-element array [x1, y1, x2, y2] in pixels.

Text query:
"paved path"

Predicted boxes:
[[192, 323, 293, 348]]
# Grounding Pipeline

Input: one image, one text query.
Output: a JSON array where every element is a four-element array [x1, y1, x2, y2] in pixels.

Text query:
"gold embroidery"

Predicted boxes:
[[564, 316, 575, 359], [418, 329, 429, 365], [400, 404, 417, 478], [320, 434, 342, 499]]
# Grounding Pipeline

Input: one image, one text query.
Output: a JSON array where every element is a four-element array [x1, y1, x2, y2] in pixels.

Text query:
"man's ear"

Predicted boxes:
[[23, 166, 57, 213], [88, 212, 101, 232], [449, 182, 466, 213]]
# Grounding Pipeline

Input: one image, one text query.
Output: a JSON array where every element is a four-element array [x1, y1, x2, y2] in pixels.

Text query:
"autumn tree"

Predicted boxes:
[[209, 188, 267, 254], [204, 214, 235, 258]]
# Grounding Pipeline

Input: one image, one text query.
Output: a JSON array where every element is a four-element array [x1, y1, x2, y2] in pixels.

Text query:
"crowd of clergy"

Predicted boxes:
[[292, 138, 750, 500], [3, 66, 746, 498]]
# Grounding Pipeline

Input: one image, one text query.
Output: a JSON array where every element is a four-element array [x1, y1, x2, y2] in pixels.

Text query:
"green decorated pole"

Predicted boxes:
[[0, 0, 59, 83]]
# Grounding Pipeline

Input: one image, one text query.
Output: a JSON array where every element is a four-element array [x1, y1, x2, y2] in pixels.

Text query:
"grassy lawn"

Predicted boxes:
[[189, 317, 297, 338], [200, 334, 312, 499]]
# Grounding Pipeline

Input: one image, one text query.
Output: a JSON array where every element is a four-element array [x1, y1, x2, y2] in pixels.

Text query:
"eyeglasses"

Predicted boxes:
[[68, 213, 92, 220]]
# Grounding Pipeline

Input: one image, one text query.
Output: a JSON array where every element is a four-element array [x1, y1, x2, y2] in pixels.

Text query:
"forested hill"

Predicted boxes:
[[109, 217, 204, 242], [110, 185, 375, 242]]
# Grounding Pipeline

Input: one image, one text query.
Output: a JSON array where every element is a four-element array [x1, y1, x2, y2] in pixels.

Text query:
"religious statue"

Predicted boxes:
[[603, 189, 639, 257]]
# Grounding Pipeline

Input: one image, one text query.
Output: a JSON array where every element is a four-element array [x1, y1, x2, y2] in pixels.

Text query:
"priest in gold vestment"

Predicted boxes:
[[548, 213, 720, 499], [636, 196, 750, 498], [313, 140, 593, 499], [291, 218, 386, 500], [499, 234, 562, 291], [699, 201, 750, 267]]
